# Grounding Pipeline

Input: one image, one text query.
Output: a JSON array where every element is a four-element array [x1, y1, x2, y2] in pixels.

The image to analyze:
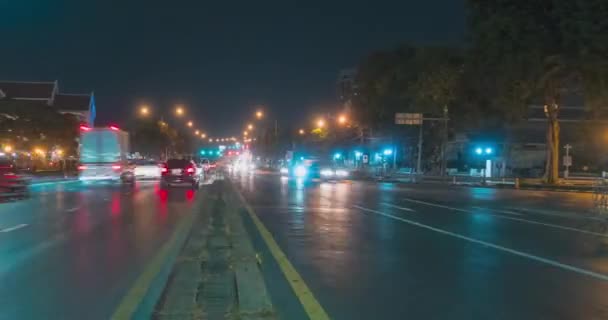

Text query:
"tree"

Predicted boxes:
[[468, 0, 608, 183]]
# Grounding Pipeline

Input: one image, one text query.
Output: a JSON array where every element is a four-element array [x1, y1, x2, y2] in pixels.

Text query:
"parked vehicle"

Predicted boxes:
[[78, 126, 134, 183], [160, 159, 202, 189], [0, 157, 29, 197]]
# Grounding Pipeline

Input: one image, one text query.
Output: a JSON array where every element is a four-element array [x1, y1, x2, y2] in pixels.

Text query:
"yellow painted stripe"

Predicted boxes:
[[111, 210, 195, 320], [232, 184, 331, 320]]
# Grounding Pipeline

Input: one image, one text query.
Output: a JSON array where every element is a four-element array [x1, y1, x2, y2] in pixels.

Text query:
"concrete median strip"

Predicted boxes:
[[152, 180, 277, 319], [354, 205, 608, 283]]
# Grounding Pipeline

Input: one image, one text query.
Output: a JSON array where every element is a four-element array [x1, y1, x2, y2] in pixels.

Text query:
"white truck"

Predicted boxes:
[[78, 126, 134, 183]]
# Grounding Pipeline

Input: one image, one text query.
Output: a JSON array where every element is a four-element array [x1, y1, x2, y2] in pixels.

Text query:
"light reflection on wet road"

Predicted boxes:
[[235, 173, 608, 320], [0, 181, 200, 320]]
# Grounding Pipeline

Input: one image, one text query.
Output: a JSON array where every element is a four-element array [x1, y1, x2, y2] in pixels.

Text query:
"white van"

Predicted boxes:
[[78, 126, 134, 183]]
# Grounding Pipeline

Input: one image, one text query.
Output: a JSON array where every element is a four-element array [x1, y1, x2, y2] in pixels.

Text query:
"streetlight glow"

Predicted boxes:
[[299, 129, 305, 135], [202, 133, 207, 138], [243, 131, 248, 136], [195, 130, 200, 135], [139, 105, 150, 116], [338, 114, 347, 125], [3, 145, 12, 153], [317, 118, 326, 128], [256, 110, 263, 119], [247, 124, 254, 130], [175, 106, 184, 116], [187, 121, 193, 127]]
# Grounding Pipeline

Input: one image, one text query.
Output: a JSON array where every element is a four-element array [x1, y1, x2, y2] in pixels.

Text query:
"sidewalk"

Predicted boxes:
[[154, 181, 275, 319]]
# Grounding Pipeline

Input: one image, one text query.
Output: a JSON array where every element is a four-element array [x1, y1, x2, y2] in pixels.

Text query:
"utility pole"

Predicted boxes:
[[416, 121, 423, 173], [563, 144, 572, 179], [441, 105, 449, 177]]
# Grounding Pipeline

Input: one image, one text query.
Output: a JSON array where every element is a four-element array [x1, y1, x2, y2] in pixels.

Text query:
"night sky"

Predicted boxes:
[[1, 0, 465, 136]]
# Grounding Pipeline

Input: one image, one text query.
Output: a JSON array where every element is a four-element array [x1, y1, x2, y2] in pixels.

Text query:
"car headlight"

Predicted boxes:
[[320, 169, 334, 176], [294, 165, 307, 177], [335, 169, 348, 177], [280, 167, 288, 175]]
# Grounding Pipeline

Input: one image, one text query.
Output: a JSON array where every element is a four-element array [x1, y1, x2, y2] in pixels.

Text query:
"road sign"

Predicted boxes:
[[395, 113, 422, 125], [362, 154, 369, 164], [563, 155, 572, 166]]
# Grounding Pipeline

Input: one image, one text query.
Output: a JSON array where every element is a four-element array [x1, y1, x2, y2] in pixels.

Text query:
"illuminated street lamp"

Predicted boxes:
[[247, 124, 254, 130], [139, 105, 150, 116], [209, 138, 213, 142], [201, 133, 207, 138], [316, 118, 326, 129], [195, 130, 200, 135], [338, 114, 347, 125], [243, 131, 248, 136], [187, 121, 193, 127], [299, 129, 305, 135], [256, 110, 264, 119], [175, 106, 185, 116], [3, 145, 12, 153]]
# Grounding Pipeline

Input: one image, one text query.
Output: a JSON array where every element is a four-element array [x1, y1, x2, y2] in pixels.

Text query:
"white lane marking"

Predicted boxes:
[[0, 224, 28, 233], [381, 203, 416, 212], [471, 206, 523, 216], [507, 207, 605, 222], [66, 207, 80, 213], [402, 198, 608, 238], [353, 205, 608, 282]]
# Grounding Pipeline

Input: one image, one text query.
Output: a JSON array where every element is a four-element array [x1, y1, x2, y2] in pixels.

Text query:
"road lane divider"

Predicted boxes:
[[471, 206, 523, 216], [381, 203, 416, 212], [402, 198, 608, 238], [0, 224, 28, 233], [231, 183, 332, 320], [354, 205, 608, 282]]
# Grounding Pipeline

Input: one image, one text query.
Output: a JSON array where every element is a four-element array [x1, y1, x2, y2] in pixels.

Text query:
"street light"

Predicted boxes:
[[316, 118, 325, 129], [195, 130, 200, 135], [139, 105, 150, 116], [187, 121, 193, 127], [299, 129, 305, 135], [338, 114, 347, 125], [201, 133, 207, 138], [209, 138, 213, 142], [243, 131, 248, 136], [247, 124, 254, 130], [256, 110, 264, 119], [175, 106, 184, 116]]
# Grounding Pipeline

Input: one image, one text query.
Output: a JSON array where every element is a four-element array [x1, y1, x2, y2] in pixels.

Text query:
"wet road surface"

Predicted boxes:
[[0, 180, 201, 320], [234, 173, 608, 320]]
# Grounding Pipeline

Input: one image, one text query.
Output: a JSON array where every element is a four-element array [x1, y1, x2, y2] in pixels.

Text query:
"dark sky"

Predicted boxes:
[[1, 0, 466, 137]]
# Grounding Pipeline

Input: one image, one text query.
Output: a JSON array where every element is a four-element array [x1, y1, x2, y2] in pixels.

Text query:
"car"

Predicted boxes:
[[160, 159, 202, 189], [320, 165, 350, 181], [0, 157, 29, 197], [133, 159, 161, 180]]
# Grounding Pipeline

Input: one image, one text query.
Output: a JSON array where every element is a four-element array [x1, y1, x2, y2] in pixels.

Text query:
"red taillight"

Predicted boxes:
[[112, 165, 122, 170], [78, 165, 87, 170], [109, 125, 119, 131], [161, 167, 168, 173], [186, 167, 195, 174], [80, 125, 91, 131]]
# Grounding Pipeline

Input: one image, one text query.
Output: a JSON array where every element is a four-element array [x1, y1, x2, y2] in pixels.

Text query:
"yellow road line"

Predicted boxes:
[[232, 184, 331, 320], [111, 210, 195, 320]]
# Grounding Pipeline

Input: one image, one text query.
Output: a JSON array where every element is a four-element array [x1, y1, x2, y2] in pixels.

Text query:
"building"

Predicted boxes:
[[0, 80, 96, 125]]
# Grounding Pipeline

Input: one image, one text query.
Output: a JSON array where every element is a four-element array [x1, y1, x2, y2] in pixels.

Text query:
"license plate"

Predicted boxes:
[[171, 169, 182, 175]]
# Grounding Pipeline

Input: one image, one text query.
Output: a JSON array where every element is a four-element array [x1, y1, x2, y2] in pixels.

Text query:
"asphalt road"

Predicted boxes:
[[0, 180, 201, 320], [234, 172, 608, 320]]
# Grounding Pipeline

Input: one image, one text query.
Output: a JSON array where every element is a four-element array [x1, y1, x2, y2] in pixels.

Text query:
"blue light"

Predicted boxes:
[[200, 150, 206, 155], [383, 148, 393, 156], [354, 151, 363, 159], [333, 153, 342, 160], [300, 156, 304, 160], [475, 148, 483, 155], [485, 147, 493, 154]]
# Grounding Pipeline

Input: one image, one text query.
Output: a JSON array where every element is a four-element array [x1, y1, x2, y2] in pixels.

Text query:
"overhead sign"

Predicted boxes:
[[395, 113, 422, 125]]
